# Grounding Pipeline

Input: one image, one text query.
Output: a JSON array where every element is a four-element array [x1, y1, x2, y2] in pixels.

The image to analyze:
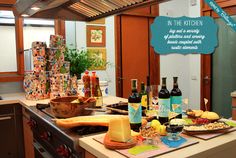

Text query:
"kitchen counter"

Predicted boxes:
[[79, 129, 236, 158], [1, 93, 236, 158]]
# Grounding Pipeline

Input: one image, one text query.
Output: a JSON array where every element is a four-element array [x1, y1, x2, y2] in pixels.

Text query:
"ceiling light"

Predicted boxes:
[[21, 14, 29, 17], [31, 7, 40, 11]]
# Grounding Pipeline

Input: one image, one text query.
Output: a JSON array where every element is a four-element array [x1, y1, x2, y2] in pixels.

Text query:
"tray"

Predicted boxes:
[[183, 122, 232, 135], [94, 134, 199, 158]]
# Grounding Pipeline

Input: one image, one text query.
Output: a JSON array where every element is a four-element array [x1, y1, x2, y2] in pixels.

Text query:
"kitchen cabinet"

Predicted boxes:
[[0, 104, 24, 158], [22, 107, 34, 158], [116, 4, 160, 98], [85, 151, 96, 158]]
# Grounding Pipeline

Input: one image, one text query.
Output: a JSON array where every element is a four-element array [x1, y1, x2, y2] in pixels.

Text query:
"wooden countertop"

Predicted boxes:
[[1, 93, 236, 157], [0, 93, 127, 106], [80, 128, 236, 158]]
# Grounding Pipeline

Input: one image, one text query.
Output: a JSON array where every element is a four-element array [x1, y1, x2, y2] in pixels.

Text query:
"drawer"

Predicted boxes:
[[0, 104, 14, 115]]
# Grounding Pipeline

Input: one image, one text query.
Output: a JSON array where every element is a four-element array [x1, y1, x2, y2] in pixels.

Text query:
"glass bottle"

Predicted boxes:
[[170, 77, 182, 118], [140, 82, 147, 109], [146, 76, 153, 110], [158, 77, 170, 124], [82, 70, 91, 98], [128, 79, 142, 132], [94, 77, 103, 108]]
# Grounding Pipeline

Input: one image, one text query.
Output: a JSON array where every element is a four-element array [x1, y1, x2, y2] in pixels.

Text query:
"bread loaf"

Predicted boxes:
[[53, 115, 126, 128]]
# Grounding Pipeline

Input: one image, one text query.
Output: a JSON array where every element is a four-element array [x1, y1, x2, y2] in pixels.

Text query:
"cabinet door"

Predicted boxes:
[[0, 115, 17, 158], [121, 15, 149, 98], [22, 108, 35, 158]]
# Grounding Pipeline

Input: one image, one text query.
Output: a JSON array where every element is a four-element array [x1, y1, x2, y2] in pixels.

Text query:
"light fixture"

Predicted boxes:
[[31, 7, 40, 11], [21, 14, 29, 17]]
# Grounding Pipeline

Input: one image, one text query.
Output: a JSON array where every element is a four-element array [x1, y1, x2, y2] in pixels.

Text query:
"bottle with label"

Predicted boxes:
[[94, 77, 103, 108], [158, 77, 170, 124], [146, 76, 153, 110], [128, 79, 142, 132], [91, 71, 97, 97], [82, 71, 91, 98], [140, 82, 147, 108], [170, 77, 182, 118]]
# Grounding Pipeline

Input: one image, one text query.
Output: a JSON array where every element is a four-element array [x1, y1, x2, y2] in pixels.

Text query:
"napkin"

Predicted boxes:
[[161, 136, 187, 148], [128, 145, 159, 155]]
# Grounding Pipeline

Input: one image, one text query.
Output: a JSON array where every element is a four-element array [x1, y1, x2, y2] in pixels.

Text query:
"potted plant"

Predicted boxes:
[[64, 47, 107, 78]]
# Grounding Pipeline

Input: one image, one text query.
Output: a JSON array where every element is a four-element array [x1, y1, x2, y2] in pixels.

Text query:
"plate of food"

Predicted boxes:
[[186, 110, 221, 122], [183, 121, 232, 135]]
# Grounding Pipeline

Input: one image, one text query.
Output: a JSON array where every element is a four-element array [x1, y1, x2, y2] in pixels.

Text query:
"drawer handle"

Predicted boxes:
[[0, 116, 11, 121]]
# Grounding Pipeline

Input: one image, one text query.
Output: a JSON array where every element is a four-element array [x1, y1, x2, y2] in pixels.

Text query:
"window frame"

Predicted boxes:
[[0, 6, 65, 82]]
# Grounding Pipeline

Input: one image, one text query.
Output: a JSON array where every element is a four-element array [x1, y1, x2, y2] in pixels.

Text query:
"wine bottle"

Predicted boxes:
[[128, 79, 142, 132], [82, 71, 91, 98], [146, 76, 152, 110], [158, 77, 170, 124], [140, 82, 147, 109], [170, 77, 182, 118], [94, 77, 103, 108]]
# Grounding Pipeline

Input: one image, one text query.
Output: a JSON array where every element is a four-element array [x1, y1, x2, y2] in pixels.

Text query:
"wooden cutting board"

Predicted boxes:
[[103, 133, 137, 150]]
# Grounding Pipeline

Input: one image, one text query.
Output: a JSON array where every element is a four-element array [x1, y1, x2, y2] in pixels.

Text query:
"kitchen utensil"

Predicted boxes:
[[50, 96, 96, 118], [106, 102, 146, 115], [103, 133, 137, 150]]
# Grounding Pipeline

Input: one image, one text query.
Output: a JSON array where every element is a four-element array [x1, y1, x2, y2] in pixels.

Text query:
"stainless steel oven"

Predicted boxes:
[[28, 106, 83, 158], [33, 140, 53, 158]]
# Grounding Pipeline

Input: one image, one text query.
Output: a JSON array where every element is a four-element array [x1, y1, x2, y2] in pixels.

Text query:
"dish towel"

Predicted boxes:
[[161, 136, 187, 148]]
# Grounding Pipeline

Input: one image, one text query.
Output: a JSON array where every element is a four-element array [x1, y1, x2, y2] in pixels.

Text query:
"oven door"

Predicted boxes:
[[33, 140, 53, 158]]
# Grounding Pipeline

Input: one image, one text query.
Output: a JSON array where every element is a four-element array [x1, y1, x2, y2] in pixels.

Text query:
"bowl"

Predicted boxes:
[[164, 123, 184, 141], [139, 125, 159, 145], [50, 96, 96, 118]]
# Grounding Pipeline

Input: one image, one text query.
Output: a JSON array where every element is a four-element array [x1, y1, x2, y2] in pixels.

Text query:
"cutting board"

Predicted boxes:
[[103, 133, 137, 150]]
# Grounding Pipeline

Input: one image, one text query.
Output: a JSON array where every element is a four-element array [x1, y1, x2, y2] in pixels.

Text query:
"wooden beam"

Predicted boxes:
[[14, 0, 69, 17], [0, 75, 24, 82], [0, 6, 13, 10], [87, 0, 168, 21], [32, 6, 87, 21], [0, 0, 16, 5], [13, 0, 37, 17], [15, 17, 24, 75], [54, 19, 65, 38]]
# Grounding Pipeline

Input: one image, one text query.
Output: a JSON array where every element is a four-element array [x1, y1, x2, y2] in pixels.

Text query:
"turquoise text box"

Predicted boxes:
[[204, 0, 236, 32], [151, 16, 218, 54]]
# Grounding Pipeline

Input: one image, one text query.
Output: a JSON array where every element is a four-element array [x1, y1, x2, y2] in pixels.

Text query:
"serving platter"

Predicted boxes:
[[183, 121, 233, 135]]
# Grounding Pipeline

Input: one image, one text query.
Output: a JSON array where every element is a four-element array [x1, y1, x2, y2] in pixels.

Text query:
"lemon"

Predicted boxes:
[[151, 119, 161, 130], [157, 125, 167, 136]]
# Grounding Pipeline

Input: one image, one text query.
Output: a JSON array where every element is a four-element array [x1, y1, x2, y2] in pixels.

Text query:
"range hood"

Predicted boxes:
[[14, 0, 165, 21]]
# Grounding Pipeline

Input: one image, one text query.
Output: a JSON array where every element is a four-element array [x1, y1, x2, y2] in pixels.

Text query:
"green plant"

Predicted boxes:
[[64, 48, 107, 78]]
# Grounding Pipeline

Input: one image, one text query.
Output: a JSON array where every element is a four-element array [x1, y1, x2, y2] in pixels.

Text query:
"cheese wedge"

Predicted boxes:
[[108, 117, 131, 143]]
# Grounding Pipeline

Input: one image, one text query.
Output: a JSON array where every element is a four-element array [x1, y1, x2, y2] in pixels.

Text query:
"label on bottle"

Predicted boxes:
[[158, 98, 170, 117], [171, 96, 182, 114], [141, 95, 147, 108], [128, 103, 142, 124], [95, 96, 103, 107]]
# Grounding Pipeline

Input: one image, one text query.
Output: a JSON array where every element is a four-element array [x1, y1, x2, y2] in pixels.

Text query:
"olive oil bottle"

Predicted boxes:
[[158, 77, 170, 124], [94, 77, 103, 108], [170, 77, 182, 118], [140, 82, 147, 109], [128, 79, 142, 132]]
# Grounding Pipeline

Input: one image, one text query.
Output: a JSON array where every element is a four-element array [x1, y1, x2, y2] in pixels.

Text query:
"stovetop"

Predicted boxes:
[[29, 105, 109, 136]]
